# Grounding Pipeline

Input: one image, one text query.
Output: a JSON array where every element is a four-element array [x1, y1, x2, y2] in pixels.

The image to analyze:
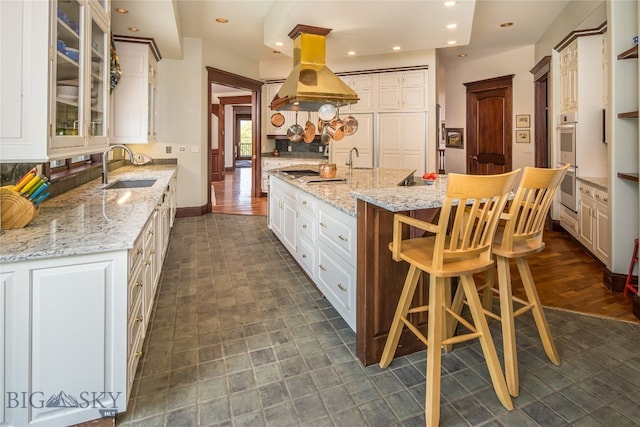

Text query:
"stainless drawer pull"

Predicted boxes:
[[319, 264, 327, 271], [338, 235, 347, 242], [302, 254, 307, 259], [337, 283, 347, 292], [319, 222, 327, 228], [302, 224, 307, 229], [302, 200, 307, 205]]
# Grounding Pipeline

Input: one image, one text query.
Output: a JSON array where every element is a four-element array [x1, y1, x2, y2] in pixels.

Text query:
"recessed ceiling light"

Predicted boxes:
[[348, 51, 356, 56], [392, 46, 401, 51], [458, 53, 467, 58], [444, 1, 456, 6], [446, 24, 457, 29], [216, 18, 229, 23], [128, 27, 139, 32], [447, 40, 457, 45], [275, 42, 283, 47], [500, 22, 514, 27], [115, 8, 128, 14]]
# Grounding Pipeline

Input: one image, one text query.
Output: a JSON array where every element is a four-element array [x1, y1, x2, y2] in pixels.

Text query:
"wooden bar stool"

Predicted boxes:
[[380, 170, 519, 427], [470, 164, 570, 397]]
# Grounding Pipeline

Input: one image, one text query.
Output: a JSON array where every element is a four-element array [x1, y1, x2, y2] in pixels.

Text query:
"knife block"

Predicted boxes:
[[0, 187, 39, 229]]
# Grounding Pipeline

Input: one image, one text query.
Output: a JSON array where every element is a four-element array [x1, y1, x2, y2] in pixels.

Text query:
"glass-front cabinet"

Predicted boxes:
[[0, 0, 109, 163], [50, 0, 109, 153]]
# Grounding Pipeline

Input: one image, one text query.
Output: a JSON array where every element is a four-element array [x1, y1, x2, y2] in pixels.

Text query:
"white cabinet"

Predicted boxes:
[[297, 191, 317, 280], [267, 176, 357, 331], [0, 0, 110, 162], [379, 112, 427, 172], [378, 70, 427, 111], [559, 40, 578, 113], [332, 113, 374, 168], [341, 74, 375, 112], [578, 182, 609, 265], [0, 252, 128, 427], [112, 40, 159, 144], [316, 201, 357, 330], [268, 177, 297, 254]]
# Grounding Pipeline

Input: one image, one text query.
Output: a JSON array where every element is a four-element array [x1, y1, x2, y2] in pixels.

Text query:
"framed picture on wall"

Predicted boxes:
[[516, 114, 530, 128], [445, 128, 464, 148], [516, 129, 531, 143]]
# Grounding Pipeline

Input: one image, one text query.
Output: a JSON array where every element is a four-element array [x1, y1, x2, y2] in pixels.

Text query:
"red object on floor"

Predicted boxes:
[[624, 238, 639, 296]]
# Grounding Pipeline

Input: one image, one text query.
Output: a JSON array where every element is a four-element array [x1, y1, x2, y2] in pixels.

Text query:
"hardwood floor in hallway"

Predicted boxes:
[[212, 166, 267, 216], [211, 168, 638, 323]]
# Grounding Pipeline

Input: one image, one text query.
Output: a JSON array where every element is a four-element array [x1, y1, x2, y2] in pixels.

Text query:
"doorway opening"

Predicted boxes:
[[234, 108, 252, 168], [206, 67, 264, 215]]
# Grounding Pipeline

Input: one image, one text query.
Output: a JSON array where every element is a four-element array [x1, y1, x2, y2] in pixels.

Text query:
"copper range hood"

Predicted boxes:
[[269, 24, 359, 112]]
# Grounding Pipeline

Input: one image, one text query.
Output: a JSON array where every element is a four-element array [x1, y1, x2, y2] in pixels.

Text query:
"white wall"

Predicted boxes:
[[441, 45, 536, 174], [128, 37, 261, 209], [126, 37, 207, 209]]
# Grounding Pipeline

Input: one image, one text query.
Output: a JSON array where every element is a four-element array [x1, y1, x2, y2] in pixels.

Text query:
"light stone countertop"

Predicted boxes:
[[268, 166, 448, 215], [577, 176, 608, 191], [0, 165, 177, 263]]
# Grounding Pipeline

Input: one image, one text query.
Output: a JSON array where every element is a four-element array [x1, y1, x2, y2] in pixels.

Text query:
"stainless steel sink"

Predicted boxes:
[[103, 179, 157, 189]]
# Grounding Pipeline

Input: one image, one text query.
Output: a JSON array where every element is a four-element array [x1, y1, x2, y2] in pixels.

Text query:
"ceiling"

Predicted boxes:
[[111, 0, 571, 67]]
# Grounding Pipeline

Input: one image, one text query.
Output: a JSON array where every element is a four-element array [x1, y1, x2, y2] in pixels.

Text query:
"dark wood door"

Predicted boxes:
[[465, 75, 514, 175], [210, 103, 224, 182]]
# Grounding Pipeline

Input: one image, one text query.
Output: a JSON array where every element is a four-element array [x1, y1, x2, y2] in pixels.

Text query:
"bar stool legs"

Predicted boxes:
[[495, 254, 560, 397], [380, 268, 513, 427]]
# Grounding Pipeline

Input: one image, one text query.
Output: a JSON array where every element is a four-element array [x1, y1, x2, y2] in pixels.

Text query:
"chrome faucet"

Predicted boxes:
[[346, 147, 359, 173], [103, 144, 135, 185]]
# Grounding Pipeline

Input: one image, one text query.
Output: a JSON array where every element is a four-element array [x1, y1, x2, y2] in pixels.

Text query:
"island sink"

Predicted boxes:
[[103, 179, 157, 189]]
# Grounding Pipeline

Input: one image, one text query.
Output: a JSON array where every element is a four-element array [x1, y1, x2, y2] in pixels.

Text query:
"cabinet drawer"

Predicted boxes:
[[128, 295, 144, 354], [298, 192, 317, 213], [298, 208, 316, 243], [297, 237, 317, 280], [317, 243, 356, 330], [560, 209, 579, 237], [128, 266, 143, 316], [318, 204, 356, 266], [593, 188, 608, 206], [128, 236, 144, 278]]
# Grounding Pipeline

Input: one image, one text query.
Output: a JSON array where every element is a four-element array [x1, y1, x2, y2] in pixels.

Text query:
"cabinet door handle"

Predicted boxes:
[[136, 280, 143, 287], [135, 351, 143, 358], [302, 254, 307, 259], [319, 222, 327, 228], [337, 283, 347, 292], [338, 235, 348, 242], [135, 316, 143, 322], [319, 264, 327, 271], [302, 200, 307, 205], [302, 224, 307, 229]]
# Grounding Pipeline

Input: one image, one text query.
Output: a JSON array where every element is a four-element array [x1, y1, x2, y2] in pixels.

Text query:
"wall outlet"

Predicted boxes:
[[166, 145, 172, 154], [288, 145, 292, 152], [318, 146, 323, 152], [178, 145, 187, 153], [191, 146, 200, 153]]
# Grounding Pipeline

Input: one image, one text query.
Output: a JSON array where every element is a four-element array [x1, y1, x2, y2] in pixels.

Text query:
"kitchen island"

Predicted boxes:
[[268, 166, 448, 365], [0, 164, 176, 427]]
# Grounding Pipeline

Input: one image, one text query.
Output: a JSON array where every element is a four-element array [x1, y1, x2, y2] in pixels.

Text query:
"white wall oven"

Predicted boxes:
[[558, 112, 578, 211], [558, 112, 577, 166]]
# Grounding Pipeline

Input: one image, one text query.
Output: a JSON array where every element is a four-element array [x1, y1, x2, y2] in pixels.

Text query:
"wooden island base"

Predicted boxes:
[[356, 199, 440, 366]]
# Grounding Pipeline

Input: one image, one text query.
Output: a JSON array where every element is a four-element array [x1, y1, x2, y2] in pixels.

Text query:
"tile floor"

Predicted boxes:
[[116, 214, 640, 427]]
